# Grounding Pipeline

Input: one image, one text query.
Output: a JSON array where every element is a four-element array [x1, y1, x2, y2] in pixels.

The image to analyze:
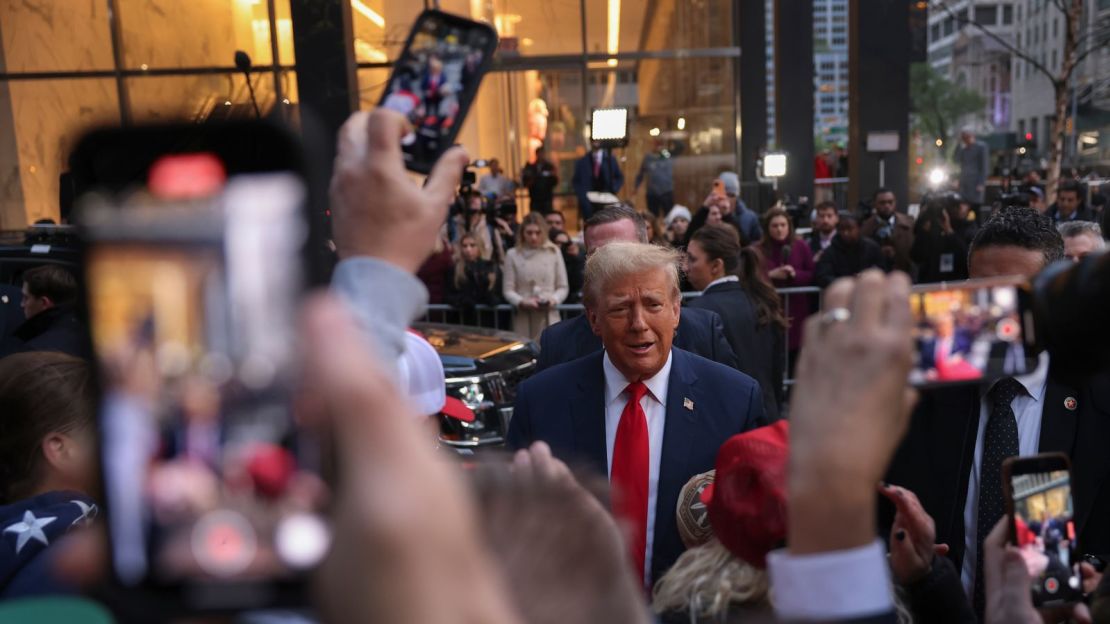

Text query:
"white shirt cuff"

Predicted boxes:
[[767, 540, 893, 621]]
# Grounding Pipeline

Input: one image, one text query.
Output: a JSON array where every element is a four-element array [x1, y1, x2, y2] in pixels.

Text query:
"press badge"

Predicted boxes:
[[940, 253, 954, 273]]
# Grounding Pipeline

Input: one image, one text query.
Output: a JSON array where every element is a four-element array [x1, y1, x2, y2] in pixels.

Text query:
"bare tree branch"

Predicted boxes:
[[929, 0, 1056, 83], [1074, 18, 1110, 49], [1051, 0, 1067, 16]]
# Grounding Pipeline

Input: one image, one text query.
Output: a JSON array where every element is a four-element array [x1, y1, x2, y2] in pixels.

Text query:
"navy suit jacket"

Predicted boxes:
[[571, 151, 624, 218], [535, 307, 739, 373], [507, 348, 766, 582]]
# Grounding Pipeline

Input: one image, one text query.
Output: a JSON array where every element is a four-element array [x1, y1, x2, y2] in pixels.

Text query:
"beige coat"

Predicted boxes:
[[502, 242, 569, 340]]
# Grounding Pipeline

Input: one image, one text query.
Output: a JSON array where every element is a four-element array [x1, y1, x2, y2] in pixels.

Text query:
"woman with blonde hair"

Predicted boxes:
[[502, 212, 568, 340], [447, 233, 500, 327], [652, 423, 787, 623]]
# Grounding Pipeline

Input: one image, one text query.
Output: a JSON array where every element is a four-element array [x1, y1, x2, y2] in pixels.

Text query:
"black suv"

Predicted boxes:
[[414, 322, 539, 450]]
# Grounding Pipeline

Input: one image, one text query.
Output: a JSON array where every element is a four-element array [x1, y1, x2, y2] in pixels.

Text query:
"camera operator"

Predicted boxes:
[[452, 191, 506, 264]]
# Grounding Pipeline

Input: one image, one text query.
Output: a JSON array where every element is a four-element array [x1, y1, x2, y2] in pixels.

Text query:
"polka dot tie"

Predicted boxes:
[[973, 377, 1024, 617]]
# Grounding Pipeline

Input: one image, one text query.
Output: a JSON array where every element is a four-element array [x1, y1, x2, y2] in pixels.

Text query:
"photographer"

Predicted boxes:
[[452, 191, 506, 264], [911, 193, 972, 283]]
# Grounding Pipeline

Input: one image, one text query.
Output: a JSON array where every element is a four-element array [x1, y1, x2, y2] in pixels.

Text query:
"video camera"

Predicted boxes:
[[453, 158, 517, 222]]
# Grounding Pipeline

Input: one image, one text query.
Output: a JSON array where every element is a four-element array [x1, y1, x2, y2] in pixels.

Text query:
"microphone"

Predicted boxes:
[[234, 50, 262, 119], [781, 245, 791, 265]]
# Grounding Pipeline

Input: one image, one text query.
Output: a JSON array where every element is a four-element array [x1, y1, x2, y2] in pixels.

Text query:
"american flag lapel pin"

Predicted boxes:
[[684, 397, 694, 411]]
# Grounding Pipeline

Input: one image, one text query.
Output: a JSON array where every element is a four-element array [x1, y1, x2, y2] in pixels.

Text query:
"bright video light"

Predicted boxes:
[[763, 153, 787, 178], [928, 167, 948, 187], [591, 107, 629, 143]]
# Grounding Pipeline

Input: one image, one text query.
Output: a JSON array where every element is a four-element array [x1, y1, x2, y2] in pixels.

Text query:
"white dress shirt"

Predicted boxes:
[[767, 540, 894, 620], [603, 350, 672, 585], [703, 275, 739, 291], [961, 353, 1050, 594]]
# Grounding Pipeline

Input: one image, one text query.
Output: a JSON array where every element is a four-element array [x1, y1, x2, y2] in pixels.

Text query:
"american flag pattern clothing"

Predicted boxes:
[[1, 491, 98, 599]]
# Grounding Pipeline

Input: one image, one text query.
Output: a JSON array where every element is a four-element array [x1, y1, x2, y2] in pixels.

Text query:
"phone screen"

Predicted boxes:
[[80, 158, 329, 596], [379, 10, 497, 173], [1010, 468, 1081, 605], [908, 279, 1038, 386]]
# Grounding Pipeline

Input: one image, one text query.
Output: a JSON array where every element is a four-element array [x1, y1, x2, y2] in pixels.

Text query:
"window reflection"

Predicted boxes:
[[606, 58, 737, 212], [351, 0, 429, 63], [585, 0, 734, 58], [116, 0, 277, 68], [0, 79, 120, 225], [127, 74, 281, 123], [466, 0, 584, 56]]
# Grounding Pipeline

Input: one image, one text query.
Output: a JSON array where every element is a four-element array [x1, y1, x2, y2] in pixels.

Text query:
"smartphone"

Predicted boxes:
[[378, 9, 498, 173], [1003, 453, 1082, 607], [71, 122, 327, 610], [908, 277, 1040, 387]]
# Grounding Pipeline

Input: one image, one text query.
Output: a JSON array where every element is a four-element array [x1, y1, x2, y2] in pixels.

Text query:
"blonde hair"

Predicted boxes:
[[652, 538, 917, 624], [516, 212, 550, 248], [651, 538, 770, 618], [453, 233, 488, 288], [582, 241, 682, 307]]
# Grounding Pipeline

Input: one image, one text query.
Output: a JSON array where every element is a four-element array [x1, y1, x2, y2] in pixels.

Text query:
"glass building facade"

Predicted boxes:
[[0, 0, 744, 228]]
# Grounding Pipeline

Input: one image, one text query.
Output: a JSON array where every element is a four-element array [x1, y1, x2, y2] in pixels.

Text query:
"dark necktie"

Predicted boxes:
[[611, 382, 649, 585], [973, 377, 1024, 616]]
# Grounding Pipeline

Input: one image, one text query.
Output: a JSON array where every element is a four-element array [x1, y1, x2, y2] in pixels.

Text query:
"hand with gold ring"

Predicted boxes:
[[785, 270, 918, 556]]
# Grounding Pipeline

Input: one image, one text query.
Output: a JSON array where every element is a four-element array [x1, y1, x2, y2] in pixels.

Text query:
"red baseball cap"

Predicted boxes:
[[700, 421, 789, 569], [441, 395, 476, 423]]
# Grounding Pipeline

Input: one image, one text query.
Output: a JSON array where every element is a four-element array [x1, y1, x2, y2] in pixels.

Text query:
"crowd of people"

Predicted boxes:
[[3, 106, 1110, 624]]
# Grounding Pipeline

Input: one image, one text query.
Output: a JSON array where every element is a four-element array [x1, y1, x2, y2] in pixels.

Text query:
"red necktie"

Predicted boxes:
[[611, 381, 650, 582], [593, 154, 602, 178]]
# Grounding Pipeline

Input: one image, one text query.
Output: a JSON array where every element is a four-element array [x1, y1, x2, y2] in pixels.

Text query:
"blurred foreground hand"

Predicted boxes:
[[329, 109, 469, 273], [304, 295, 520, 624], [787, 270, 917, 555]]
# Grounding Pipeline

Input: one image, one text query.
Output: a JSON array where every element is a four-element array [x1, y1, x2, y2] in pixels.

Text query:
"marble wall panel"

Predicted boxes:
[[3, 78, 120, 226], [0, 0, 115, 72], [115, 0, 272, 68]]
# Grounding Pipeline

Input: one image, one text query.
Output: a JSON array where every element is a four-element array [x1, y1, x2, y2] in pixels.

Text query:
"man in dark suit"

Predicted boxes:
[[808, 200, 839, 260], [882, 206, 1110, 615], [1047, 180, 1095, 224], [536, 205, 738, 372], [861, 188, 916, 277], [0, 284, 23, 340], [572, 142, 624, 222], [0, 265, 87, 359], [815, 214, 886, 287], [508, 242, 765, 586]]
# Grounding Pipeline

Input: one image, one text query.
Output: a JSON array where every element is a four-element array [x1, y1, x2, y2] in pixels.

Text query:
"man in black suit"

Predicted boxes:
[[808, 200, 839, 260], [0, 265, 87, 359], [815, 213, 887, 287], [1047, 180, 1095, 224], [883, 206, 1110, 615], [572, 142, 624, 222], [0, 284, 23, 340], [536, 206, 738, 372], [508, 242, 764, 586]]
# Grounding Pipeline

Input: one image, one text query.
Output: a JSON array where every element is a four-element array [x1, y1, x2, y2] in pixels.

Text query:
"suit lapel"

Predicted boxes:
[[571, 351, 608, 477], [571, 315, 603, 360], [653, 350, 699, 574], [1038, 378, 1079, 455], [925, 386, 981, 569], [1039, 377, 1098, 536]]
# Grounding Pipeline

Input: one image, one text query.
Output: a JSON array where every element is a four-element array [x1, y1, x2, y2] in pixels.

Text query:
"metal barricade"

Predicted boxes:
[[421, 285, 824, 393]]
